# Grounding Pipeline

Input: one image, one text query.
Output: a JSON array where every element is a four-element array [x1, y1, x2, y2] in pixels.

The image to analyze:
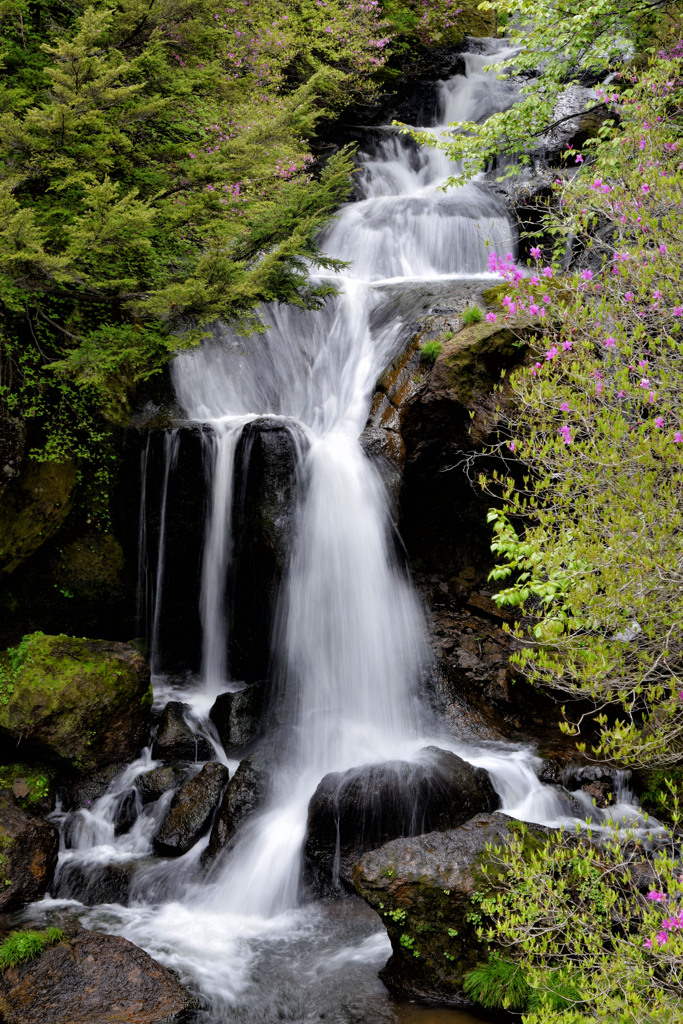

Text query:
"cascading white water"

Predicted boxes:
[[30, 39, 646, 1022], [165, 42, 522, 919], [199, 416, 257, 698]]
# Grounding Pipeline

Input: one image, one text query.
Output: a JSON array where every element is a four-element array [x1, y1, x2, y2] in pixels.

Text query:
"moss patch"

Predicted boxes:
[[436, 320, 530, 408], [0, 632, 151, 772]]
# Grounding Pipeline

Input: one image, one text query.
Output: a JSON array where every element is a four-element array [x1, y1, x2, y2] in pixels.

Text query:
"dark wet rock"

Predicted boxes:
[[120, 425, 210, 674], [303, 747, 499, 894], [153, 761, 229, 857], [229, 418, 307, 684], [136, 764, 189, 804], [495, 171, 557, 262], [353, 812, 552, 1006], [0, 634, 152, 774], [0, 928, 201, 1024], [152, 701, 212, 762], [0, 790, 59, 912], [417, 579, 565, 739], [68, 762, 129, 809], [51, 858, 144, 906], [113, 788, 140, 836], [361, 337, 423, 508], [203, 746, 272, 866], [209, 684, 267, 752]]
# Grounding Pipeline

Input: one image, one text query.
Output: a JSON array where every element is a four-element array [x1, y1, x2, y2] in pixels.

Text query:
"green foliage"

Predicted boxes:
[[0, 764, 51, 807], [464, 956, 533, 1011], [420, 339, 443, 364], [408, 0, 683, 182], [0, 0, 389, 463], [0, 928, 64, 970], [462, 305, 484, 325], [469, 821, 683, 1024], [480, 49, 683, 770]]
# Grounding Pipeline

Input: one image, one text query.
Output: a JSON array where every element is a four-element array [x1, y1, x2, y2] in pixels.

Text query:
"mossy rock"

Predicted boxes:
[[0, 633, 152, 773], [432, 319, 531, 410], [0, 460, 77, 576], [353, 813, 553, 1005]]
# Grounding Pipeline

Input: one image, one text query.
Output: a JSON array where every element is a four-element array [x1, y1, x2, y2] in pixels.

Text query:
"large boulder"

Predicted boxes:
[[153, 761, 229, 857], [0, 790, 59, 912], [303, 747, 499, 894], [0, 634, 152, 773], [0, 928, 201, 1024], [353, 812, 551, 1006]]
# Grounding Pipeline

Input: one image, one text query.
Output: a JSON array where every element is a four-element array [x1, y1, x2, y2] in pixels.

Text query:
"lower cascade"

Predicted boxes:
[[29, 36, 645, 1024]]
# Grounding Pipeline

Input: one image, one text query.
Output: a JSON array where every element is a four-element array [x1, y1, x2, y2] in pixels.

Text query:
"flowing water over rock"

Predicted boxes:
[[27, 39, 643, 1023]]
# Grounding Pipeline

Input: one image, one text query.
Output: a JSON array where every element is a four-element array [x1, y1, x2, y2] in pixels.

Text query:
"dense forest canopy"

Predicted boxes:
[[0, 0, 481, 460]]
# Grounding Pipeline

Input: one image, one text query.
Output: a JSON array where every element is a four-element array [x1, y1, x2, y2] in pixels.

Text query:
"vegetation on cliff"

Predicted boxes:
[[455, 3, 683, 1021]]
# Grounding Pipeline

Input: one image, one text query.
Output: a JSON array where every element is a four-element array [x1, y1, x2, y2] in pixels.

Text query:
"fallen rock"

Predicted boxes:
[[0, 928, 201, 1023], [303, 747, 499, 894], [153, 761, 229, 857], [0, 634, 152, 773], [152, 701, 212, 762], [209, 684, 266, 752], [0, 791, 59, 912], [353, 812, 551, 1005]]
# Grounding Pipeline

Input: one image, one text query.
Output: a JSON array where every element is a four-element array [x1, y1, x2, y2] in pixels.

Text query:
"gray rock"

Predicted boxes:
[[153, 761, 229, 857], [136, 764, 189, 804]]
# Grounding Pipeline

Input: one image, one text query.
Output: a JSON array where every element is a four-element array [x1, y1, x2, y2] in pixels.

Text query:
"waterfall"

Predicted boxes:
[[33, 38, 642, 1022]]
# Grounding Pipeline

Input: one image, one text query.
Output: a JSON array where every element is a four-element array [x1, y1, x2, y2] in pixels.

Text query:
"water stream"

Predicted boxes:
[[26, 39, 643, 1023]]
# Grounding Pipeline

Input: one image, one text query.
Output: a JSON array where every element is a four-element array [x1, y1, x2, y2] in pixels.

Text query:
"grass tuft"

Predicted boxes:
[[0, 928, 65, 970], [462, 305, 484, 325], [420, 340, 443, 365]]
